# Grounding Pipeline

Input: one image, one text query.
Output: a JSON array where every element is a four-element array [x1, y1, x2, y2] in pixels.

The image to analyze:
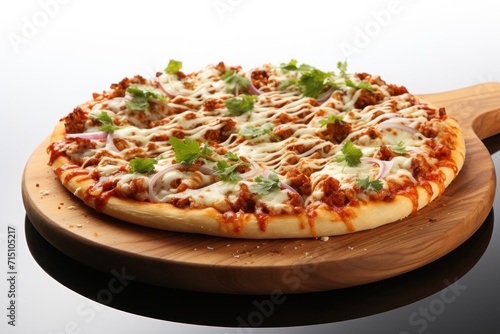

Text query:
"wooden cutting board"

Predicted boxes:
[[22, 83, 500, 294]]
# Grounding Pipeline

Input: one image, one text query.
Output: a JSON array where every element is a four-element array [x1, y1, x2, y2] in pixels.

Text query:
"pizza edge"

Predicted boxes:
[[47, 115, 466, 239]]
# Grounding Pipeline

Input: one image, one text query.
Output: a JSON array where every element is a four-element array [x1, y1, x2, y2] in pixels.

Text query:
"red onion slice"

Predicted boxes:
[[246, 68, 264, 95], [239, 159, 264, 179], [316, 86, 335, 104], [105, 133, 119, 153], [156, 78, 187, 98], [148, 163, 215, 202], [361, 157, 393, 180], [280, 182, 305, 207]]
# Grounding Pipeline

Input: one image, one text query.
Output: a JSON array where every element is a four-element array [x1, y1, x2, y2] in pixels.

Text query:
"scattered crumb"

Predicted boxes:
[[36, 183, 40, 187], [40, 190, 50, 197], [320, 236, 329, 242], [69, 224, 74, 228], [270, 249, 283, 255], [207, 246, 214, 250], [348, 246, 354, 250], [93, 232, 98, 237], [226, 244, 231, 247], [77, 224, 83, 228]]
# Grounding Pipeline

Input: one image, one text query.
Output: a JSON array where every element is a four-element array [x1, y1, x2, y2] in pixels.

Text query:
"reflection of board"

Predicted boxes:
[[22, 83, 500, 294]]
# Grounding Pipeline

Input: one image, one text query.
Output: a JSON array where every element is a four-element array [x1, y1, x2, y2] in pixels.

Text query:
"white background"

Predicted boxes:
[[1, 0, 500, 333]]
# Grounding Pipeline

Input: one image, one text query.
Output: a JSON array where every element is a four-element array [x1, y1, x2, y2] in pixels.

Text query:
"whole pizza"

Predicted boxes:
[[47, 60, 465, 239]]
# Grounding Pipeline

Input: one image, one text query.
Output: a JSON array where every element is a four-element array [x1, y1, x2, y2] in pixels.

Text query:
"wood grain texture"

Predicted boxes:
[[22, 83, 500, 294]]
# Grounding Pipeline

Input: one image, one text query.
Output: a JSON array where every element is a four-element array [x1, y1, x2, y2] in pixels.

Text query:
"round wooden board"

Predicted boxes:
[[22, 83, 500, 294]]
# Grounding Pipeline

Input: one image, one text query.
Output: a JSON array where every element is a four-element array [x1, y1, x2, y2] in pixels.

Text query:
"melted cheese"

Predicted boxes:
[[57, 62, 457, 215]]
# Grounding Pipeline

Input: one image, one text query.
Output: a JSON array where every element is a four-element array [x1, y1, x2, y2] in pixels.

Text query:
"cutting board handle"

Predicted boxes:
[[423, 82, 500, 140]]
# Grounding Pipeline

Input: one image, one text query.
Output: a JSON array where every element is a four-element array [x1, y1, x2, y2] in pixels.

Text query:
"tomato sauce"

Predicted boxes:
[[93, 189, 117, 212], [255, 207, 270, 232], [218, 210, 247, 234]]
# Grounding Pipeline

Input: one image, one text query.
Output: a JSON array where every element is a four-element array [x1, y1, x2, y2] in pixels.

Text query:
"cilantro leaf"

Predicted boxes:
[[129, 157, 158, 174], [356, 177, 383, 191], [319, 114, 344, 127], [164, 59, 182, 74], [221, 70, 250, 95], [213, 160, 242, 182], [334, 140, 363, 167], [337, 60, 348, 77], [278, 60, 319, 92], [169, 136, 212, 164], [280, 59, 299, 71], [392, 141, 407, 155], [224, 152, 240, 161], [239, 123, 278, 140], [250, 171, 281, 195], [126, 86, 166, 111], [91, 111, 121, 133], [299, 68, 333, 98], [345, 78, 373, 92], [212, 153, 250, 182], [199, 141, 213, 158], [225, 94, 257, 115]]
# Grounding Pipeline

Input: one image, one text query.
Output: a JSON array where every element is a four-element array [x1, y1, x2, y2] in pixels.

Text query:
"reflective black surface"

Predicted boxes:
[[25, 210, 494, 328], [22, 136, 500, 333]]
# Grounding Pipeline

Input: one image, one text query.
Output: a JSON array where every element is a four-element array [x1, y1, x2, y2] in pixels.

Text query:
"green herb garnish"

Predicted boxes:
[[91, 111, 121, 133], [337, 60, 348, 77], [239, 123, 278, 140], [213, 159, 247, 183], [168, 136, 212, 164], [250, 171, 281, 195], [221, 70, 250, 95], [225, 94, 257, 115], [392, 141, 407, 155], [345, 78, 373, 92], [280, 59, 299, 71], [164, 59, 183, 74], [333, 140, 363, 167], [278, 60, 330, 96], [129, 157, 158, 174], [356, 177, 383, 191], [126, 86, 166, 111], [224, 151, 240, 161], [279, 59, 314, 72], [319, 114, 344, 127], [298, 68, 334, 98]]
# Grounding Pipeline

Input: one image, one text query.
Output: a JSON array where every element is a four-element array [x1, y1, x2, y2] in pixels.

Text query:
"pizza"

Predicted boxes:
[[47, 59, 465, 239]]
